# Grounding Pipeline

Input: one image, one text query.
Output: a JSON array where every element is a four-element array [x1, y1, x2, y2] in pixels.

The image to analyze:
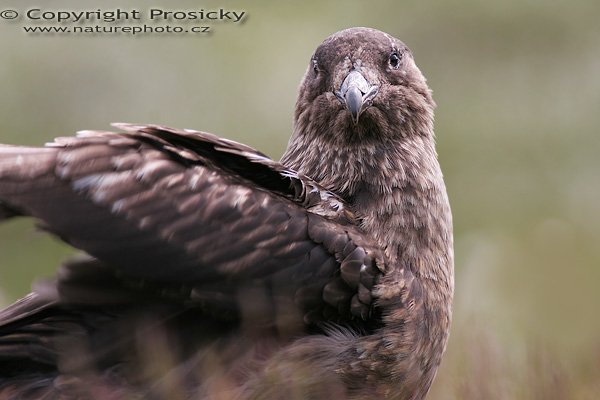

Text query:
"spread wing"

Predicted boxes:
[[0, 124, 385, 329]]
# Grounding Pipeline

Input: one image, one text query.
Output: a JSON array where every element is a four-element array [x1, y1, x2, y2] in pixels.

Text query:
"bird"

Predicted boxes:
[[0, 27, 453, 400]]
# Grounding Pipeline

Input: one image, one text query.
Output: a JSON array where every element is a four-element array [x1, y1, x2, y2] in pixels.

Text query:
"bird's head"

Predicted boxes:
[[284, 28, 440, 197], [293, 27, 436, 145]]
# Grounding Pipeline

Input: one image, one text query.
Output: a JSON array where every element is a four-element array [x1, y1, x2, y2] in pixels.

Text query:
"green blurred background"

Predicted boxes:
[[1, 0, 599, 398]]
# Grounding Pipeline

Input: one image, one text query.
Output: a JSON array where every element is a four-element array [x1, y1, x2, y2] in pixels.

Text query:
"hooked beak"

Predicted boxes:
[[335, 70, 379, 124]]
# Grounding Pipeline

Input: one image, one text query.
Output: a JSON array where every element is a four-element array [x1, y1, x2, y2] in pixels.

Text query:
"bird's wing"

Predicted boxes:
[[0, 124, 385, 325]]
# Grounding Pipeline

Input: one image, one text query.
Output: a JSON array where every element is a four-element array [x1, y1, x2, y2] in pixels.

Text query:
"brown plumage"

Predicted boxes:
[[0, 27, 453, 399]]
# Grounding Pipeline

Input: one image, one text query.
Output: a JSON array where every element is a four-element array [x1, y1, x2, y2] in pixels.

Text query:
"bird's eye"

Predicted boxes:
[[312, 59, 319, 75], [389, 52, 401, 69]]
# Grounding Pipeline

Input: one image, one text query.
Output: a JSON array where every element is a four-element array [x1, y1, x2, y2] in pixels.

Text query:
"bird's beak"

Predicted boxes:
[[335, 70, 379, 124]]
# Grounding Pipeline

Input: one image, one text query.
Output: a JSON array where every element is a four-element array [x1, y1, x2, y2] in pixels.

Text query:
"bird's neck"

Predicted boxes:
[[283, 131, 453, 288], [347, 136, 453, 318], [284, 128, 453, 301]]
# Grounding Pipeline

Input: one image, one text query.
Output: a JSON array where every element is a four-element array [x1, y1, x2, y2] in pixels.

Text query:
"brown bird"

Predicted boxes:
[[0, 27, 453, 399]]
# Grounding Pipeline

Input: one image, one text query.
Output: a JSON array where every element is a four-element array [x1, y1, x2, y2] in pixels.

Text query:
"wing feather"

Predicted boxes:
[[0, 125, 385, 332]]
